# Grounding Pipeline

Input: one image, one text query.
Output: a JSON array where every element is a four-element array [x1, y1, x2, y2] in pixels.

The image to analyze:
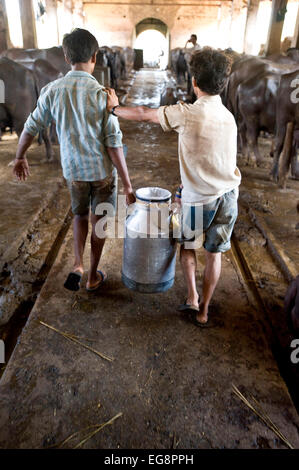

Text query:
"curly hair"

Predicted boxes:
[[190, 48, 232, 95]]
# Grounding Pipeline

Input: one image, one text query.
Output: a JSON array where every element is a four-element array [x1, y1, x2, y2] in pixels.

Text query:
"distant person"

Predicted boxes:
[[106, 48, 241, 327], [13, 28, 135, 292], [281, 36, 292, 53], [258, 43, 265, 56], [185, 34, 201, 51]]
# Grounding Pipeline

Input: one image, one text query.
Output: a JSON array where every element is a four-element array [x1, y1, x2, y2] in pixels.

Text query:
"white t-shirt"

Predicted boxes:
[[158, 95, 241, 205]]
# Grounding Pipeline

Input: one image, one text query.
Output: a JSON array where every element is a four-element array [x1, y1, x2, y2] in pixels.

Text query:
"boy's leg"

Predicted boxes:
[[86, 175, 117, 289], [87, 213, 107, 288], [197, 188, 238, 323], [67, 181, 91, 276], [73, 213, 89, 275], [180, 246, 199, 308], [197, 250, 221, 324]]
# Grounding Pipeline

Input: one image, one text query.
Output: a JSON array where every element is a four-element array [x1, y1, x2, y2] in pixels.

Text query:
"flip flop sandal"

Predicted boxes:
[[178, 299, 200, 314], [64, 272, 82, 292], [86, 270, 107, 292]]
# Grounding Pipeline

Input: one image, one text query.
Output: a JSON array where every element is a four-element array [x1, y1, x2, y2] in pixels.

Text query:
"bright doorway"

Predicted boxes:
[[134, 18, 169, 70]]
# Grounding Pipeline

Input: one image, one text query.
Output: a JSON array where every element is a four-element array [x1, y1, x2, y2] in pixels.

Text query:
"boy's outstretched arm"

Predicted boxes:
[[107, 147, 136, 205], [105, 88, 160, 124], [13, 131, 35, 181]]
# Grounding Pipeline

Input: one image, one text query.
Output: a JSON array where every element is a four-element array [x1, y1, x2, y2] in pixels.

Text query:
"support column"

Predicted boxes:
[[45, 0, 59, 45], [19, 0, 37, 49], [291, 3, 299, 48], [243, 0, 260, 54], [265, 0, 288, 56], [72, 0, 84, 27], [0, 0, 10, 52], [229, 0, 246, 52]]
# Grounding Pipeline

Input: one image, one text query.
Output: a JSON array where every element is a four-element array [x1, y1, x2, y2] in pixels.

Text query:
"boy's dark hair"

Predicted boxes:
[[62, 28, 99, 64], [190, 48, 232, 95], [191, 34, 197, 41]]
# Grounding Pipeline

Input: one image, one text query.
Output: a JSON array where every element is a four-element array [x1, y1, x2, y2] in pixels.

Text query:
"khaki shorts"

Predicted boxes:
[[180, 188, 239, 253], [67, 171, 118, 216]]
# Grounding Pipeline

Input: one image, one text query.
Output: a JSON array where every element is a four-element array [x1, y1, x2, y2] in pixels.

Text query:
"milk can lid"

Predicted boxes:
[[136, 187, 172, 203]]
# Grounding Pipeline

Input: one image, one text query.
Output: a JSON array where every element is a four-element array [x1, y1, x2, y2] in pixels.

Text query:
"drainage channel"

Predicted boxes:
[[230, 211, 299, 415], [0, 208, 72, 379]]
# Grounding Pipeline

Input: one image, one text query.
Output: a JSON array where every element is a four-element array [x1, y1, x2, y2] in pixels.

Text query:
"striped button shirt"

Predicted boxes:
[[24, 70, 123, 181]]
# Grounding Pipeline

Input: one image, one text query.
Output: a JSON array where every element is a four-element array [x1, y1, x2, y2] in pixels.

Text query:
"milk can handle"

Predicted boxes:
[[126, 202, 137, 220]]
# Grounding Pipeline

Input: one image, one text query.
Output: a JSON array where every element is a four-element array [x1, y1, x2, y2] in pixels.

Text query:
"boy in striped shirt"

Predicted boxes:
[[13, 29, 135, 292]]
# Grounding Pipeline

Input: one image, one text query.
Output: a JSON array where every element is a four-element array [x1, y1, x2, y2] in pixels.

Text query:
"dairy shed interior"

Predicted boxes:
[[0, 0, 299, 451]]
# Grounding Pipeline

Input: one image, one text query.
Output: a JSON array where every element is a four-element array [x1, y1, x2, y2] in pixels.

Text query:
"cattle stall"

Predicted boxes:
[[0, 0, 298, 455]]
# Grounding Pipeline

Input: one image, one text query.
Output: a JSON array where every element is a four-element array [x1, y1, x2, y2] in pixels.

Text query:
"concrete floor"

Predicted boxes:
[[0, 70, 298, 449]]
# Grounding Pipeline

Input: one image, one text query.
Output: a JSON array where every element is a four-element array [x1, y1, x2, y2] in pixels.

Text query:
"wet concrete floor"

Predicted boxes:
[[0, 70, 298, 449]]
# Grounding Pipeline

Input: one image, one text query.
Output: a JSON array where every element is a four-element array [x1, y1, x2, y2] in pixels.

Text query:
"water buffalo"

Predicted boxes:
[[160, 86, 178, 106], [225, 56, 277, 116], [122, 47, 135, 75], [170, 48, 180, 73], [11, 58, 63, 149], [237, 71, 285, 165], [170, 48, 188, 85], [226, 56, 298, 162], [0, 46, 70, 75], [271, 69, 299, 181], [14, 58, 63, 93], [100, 46, 120, 89], [0, 58, 54, 160], [264, 53, 298, 65], [286, 48, 299, 62], [112, 46, 127, 80], [30, 59, 62, 147], [285, 275, 299, 333]]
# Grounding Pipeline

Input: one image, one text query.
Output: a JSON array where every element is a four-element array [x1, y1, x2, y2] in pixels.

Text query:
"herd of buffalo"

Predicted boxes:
[[0, 43, 298, 331], [0, 45, 135, 160], [0, 43, 298, 184]]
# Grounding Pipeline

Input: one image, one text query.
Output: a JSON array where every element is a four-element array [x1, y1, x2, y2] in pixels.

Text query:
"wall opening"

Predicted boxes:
[[134, 18, 169, 69]]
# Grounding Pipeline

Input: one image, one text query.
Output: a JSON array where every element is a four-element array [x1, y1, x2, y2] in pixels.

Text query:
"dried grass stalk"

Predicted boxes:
[[74, 412, 123, 449], [232, 384, 294, 449], [39, 320, 114, 362]]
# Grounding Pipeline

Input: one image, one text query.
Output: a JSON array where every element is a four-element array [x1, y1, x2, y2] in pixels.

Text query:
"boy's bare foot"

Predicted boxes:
[[196, 303, 209, 325], [73, 266, 84, 276], [86, 270, 107, 291], [186, 294, 199, 309]]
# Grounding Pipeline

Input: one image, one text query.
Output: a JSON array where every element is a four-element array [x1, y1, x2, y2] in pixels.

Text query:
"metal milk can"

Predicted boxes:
[[122, 187, 177, 293]]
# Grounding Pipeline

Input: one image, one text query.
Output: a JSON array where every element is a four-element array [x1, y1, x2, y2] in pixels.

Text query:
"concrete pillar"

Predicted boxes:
[[19, 0, 37, 49], [243, 0, 260, 54], [0, 0, 10, 52], [217, 2, 232, 49], [229, 0, 246, 52], [291, 4, 299, 48], [72, 0, 84, 27], [265, 0, 288, 56], [45, 0, 59, 45]]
